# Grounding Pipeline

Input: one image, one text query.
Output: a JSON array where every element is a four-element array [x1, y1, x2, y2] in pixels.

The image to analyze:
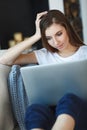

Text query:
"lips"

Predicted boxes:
[[56, 43, 64, 49]]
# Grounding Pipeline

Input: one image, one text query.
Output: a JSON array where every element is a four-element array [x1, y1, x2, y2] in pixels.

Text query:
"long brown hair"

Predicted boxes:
[[40, 10, 84, 52]]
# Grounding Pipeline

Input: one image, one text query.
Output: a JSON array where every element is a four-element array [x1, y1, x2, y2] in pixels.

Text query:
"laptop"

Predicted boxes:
[[20, 60, 87, 105]]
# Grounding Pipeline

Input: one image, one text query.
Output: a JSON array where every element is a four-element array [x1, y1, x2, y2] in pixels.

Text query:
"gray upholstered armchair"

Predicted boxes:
[[0, 50, 20, 130]]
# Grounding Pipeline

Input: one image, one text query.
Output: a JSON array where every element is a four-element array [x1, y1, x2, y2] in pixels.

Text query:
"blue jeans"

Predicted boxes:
[[25, 93, 87, 130]]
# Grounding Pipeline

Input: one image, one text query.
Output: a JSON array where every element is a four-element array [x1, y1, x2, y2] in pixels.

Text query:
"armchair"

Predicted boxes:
[[0, 50, 20, 130]]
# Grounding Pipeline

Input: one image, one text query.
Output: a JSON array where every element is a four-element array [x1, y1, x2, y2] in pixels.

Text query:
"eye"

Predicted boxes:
[[46, 36, 51, 41], [56, 32, 62, 36]]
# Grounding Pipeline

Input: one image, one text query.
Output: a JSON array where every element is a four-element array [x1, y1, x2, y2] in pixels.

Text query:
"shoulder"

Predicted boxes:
[[80, 45, 87, 50], [78, 45, 87, 54], [38, 48, 48, 53], [79, 45, 87, 57], [34, 48, 50, 55]]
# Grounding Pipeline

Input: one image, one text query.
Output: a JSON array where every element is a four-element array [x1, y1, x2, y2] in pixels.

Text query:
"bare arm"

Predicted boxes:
[[0, 35, 39, 66], [13, 52, 38, 65], [0, 11, 47, 66]]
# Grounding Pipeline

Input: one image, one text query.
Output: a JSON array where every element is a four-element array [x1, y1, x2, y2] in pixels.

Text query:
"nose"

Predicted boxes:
[[53, 37, 58, 46]]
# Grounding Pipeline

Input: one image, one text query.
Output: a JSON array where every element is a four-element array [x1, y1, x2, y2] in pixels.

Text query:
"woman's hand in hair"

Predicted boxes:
[[35, 11, 48, 39]]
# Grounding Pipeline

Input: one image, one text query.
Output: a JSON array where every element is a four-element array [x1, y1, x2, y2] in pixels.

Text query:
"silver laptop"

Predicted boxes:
[[20, 60, 87, 105]]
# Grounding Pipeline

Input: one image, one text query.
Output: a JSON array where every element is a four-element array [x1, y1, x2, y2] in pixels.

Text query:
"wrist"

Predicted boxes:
[[34, 32, 41, 40]]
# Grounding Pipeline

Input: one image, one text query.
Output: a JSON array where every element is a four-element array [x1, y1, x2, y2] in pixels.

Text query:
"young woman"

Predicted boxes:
[[0, 10, 86, 66], [0, 10, 87, 130]]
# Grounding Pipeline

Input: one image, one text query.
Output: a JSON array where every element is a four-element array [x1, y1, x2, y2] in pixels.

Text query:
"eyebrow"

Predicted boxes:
[[46, 30, 63, 37]]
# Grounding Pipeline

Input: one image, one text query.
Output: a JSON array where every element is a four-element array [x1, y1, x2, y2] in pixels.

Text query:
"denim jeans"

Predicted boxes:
[[25, 93, 87, 130]]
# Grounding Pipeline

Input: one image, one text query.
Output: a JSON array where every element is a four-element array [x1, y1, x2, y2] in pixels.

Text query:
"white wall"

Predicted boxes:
[[80, 0, 87, 44], [48, 0, 64, 13]]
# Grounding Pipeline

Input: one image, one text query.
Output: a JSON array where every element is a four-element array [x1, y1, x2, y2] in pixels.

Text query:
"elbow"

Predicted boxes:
[[0, 58, 12, 66]]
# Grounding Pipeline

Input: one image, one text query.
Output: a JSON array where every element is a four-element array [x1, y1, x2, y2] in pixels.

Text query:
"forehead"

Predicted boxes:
[[45, 23, 65, 36]]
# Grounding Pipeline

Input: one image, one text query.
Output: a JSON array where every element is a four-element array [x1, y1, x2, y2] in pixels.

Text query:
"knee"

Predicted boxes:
[[25, 104, 51, 120], [58, 93, 82, 106], [56, 93, 82, 121], [25, 104, 55, 130]]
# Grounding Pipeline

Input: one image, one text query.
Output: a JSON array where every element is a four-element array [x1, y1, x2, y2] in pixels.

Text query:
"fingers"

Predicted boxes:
[[36, 11, 48, 20], [35, 11, 48, 36]]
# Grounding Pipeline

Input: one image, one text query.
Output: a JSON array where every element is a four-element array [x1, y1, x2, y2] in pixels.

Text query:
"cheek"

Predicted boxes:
[[65, 32, 69, 40], [48, 40, 54, 46], [62, 34, 69, 43], [48, 42, 54, 47], [48, 41, 56, 48]]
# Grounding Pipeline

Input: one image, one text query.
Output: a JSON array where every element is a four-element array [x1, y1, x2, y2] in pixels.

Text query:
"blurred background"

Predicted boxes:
[[0, 0, 87, 50]]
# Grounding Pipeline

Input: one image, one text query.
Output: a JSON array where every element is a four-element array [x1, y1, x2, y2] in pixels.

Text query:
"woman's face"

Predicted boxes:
[[45, 23, 71, 52]]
